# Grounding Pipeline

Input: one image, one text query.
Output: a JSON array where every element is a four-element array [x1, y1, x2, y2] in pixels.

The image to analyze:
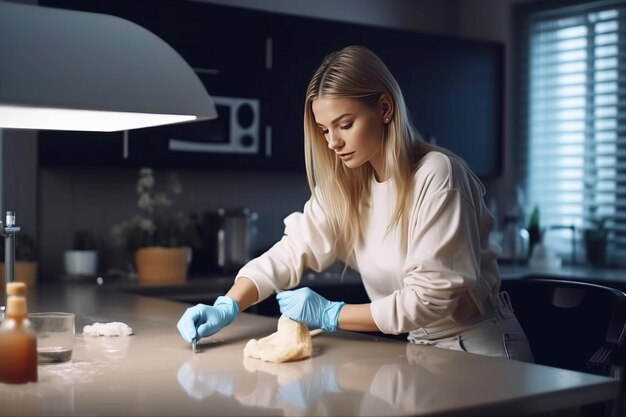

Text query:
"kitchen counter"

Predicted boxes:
[[109, 267, 369, 315], [500, 263, 626, 289], [0, 281, 620, 416], [97, 263, 626, 322]]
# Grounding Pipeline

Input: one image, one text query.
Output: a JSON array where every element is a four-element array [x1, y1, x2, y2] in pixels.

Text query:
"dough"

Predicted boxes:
[[243, 316, 314, 363], [83, 322, 133, 337]]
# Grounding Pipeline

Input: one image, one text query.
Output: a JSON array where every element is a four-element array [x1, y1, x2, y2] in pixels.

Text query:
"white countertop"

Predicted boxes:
[[0, 282, 620, 416]]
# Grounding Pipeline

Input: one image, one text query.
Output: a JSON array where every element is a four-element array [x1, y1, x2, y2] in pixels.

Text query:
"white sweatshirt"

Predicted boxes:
[[236, 152, 501, 336]]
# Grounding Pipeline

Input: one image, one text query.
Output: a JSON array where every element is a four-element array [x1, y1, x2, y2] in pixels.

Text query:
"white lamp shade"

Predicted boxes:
[[0, 2, 217, 132]]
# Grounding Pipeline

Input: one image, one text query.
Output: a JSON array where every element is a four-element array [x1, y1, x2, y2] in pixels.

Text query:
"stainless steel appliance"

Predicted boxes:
[[217, 208, 258, 273], [189, 208, 258, 275]]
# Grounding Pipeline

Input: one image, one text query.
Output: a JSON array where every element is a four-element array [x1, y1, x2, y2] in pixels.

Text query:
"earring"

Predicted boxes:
[[384, 118, 390, 124]]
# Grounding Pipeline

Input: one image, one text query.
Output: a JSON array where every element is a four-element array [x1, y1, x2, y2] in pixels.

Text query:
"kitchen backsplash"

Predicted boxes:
[[38, 167, 309, 280]]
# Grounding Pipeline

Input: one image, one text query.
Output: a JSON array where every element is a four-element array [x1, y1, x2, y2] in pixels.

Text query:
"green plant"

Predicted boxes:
[[583, 205, 607, 241], [527, 205, 542, 255], [111, 168, 200, 253], [583, 216, 607, 241], [583, 206, 608, 267]]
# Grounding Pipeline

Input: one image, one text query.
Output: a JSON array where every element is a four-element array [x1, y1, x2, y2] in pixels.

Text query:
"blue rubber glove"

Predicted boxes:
[[276, 287, 345, 332], [176, 361, 235, 400], [177, 296, 239, 344], [278, 364, 341, 410]]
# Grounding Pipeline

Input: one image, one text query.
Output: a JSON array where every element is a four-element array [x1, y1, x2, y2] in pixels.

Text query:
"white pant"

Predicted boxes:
[[408, 292, 535, 362]]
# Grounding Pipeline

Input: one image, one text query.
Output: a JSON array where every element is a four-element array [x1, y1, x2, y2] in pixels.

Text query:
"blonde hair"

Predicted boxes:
[[303, 45, 445, 261]]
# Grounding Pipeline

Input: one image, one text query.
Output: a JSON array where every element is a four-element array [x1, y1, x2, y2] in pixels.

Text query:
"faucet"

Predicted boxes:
[[0, 211, 20, 318], [1, 211, 20, 284]]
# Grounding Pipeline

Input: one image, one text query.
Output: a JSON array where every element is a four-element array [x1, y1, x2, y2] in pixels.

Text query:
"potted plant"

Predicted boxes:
[[583, 214, 607, 267], [111, 168, 200, 284], [0, 232, 38, 287], [527, 205, 542, 258], [64, 231, 98, 277]]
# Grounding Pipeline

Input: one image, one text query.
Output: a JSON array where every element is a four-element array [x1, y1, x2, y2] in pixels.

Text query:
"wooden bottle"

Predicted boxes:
[[0, 282, 38, 384]]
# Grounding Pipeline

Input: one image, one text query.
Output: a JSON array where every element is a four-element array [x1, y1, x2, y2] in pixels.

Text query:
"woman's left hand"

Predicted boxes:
[[276, 287, 345, 332]]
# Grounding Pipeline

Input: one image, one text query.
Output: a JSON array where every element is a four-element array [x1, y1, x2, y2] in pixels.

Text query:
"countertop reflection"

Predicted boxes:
[[0, 282, 618, 417], [175, 342, 471, 416]]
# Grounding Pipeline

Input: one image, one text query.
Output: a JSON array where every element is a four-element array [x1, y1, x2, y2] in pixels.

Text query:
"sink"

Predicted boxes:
[[120, 277, 280, 316]]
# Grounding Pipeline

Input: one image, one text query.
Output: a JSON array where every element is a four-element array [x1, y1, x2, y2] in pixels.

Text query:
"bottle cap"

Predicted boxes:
[[6, 282, 26, 296], [5, 295, 27, 316]]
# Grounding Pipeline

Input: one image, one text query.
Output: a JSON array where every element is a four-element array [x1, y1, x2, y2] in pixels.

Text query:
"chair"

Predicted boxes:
[[501, 278, 626, 417]]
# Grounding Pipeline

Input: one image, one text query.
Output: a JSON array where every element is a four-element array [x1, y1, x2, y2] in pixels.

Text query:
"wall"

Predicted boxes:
[[39, 167, 310, 278], [34, 0, 530, 279], [0, 130, 38, 237]]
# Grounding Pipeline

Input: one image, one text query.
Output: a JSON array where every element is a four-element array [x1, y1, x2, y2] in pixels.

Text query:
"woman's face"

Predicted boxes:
[[312, 95, 391, 180]]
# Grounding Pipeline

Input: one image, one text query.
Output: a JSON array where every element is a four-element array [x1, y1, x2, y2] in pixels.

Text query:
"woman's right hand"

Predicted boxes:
[[177, 296, 239, 344]]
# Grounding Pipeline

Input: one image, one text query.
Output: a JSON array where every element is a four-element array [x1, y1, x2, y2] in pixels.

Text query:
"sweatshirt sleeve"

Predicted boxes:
[[370, 186, 482, 334], [235, 194, 337, 302]]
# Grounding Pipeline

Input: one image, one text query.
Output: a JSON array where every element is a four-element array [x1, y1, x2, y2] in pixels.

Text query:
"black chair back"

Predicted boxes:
[[501, 278, 626, 375]]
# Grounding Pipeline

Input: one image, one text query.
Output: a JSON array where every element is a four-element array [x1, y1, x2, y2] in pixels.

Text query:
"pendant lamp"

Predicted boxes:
[[0, 1, 218, 288], [0, 1, 217, 132]]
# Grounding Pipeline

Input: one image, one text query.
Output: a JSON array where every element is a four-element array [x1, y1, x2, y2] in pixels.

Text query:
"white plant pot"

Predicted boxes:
[[64, 250, 98, 277]]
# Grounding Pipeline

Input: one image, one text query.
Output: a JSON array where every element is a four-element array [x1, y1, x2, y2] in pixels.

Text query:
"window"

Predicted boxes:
[[520, 1, 626, 265]]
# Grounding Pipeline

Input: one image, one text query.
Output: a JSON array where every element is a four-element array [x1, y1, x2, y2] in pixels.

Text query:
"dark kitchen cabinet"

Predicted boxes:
[[39, 130, 129, 167], [267, 14, 503, 177], [266, 15, 371, 171], [125, 121, 271, 171], [39, 0, 268, 96], [38, 0, 503, 177], [39, 0, 272, 170], [376, 33, 504, 178]]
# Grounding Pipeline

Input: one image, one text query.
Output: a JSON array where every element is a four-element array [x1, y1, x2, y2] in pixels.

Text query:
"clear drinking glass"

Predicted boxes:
[[28, 312, 75, 363]]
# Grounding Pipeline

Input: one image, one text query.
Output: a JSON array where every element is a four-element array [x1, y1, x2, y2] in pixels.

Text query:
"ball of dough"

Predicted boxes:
[[243, 316, 313, 363]]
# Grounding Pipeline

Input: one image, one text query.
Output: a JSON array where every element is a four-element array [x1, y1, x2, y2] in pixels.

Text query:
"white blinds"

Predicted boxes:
[[521, 1, 626, 263]]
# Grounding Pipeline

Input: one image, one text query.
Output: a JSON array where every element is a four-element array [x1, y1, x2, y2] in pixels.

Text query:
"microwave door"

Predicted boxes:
[[169, 98, 260, 154]]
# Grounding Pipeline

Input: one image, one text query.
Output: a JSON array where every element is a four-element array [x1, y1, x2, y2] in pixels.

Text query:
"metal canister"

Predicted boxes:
[[217, 208, 258, 273]]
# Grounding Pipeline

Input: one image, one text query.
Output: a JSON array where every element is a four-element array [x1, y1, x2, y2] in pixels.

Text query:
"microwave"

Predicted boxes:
[[168, 96, 260, 154]]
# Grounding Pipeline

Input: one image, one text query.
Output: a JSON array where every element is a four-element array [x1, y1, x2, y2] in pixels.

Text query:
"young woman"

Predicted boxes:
[[177, 45, 534, 361]]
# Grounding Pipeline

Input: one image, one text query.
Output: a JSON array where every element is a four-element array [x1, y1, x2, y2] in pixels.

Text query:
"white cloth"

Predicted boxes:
[[83, 321, 133, 337], [236, 152, 500, 338]]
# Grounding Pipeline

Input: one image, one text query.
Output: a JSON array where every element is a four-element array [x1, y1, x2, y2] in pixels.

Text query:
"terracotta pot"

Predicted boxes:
[[0, 261, 38, 288], [134, 247, 190, 285]]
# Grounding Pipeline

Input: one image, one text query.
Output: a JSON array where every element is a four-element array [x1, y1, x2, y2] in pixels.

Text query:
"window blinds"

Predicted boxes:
[[521, 0, 626, 264]]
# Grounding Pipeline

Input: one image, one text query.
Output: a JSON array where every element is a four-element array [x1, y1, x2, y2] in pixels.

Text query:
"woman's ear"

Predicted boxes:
[[380, 93, 394, 124]]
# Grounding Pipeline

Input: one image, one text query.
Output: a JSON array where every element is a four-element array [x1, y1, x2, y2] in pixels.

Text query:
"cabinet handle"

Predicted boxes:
[[217, 228, 225, 268], [123, 130, 129, 159], [193, 67, 220, 76], [265, 37, 273, 70], [265, 125, 272, 157]]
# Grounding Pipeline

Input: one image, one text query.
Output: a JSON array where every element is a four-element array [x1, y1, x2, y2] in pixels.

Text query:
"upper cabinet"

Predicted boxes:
[[39, 0, 271, 170], [38, 0, 503, 177], [267, 15, 504, 177]]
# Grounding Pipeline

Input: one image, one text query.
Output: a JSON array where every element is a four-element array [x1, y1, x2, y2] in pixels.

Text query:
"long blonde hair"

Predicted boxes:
[[304, 45, 444, 261]]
